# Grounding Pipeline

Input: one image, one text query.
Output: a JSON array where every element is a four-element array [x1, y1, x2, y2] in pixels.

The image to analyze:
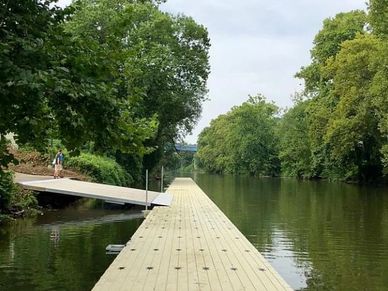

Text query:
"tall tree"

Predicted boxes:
[[369, 0, 388, 174], [369, 0, 388, 37], [65, 0, 210, 170], [197, 115, 233, 174], [278, 98, 312, 178], [324, 35, 383, 180], [294, 10, 370, 180], [296, 10, 367, 95], [0, 0, 156, 156], [197, 95, 280, 176]]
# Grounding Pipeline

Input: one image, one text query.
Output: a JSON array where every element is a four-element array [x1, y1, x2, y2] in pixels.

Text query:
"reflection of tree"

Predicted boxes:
[[277, 180, 388, 290], [195, 174, 388, 290], [0, 215, 143, 291]]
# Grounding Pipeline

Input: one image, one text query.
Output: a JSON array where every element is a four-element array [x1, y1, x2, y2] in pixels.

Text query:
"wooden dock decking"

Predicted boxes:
[[93, 178, 292, 290]]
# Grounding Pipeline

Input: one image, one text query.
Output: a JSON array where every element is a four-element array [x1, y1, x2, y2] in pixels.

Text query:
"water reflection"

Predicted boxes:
[[0, 202, 143, 291], [193, 173, 388, 290]]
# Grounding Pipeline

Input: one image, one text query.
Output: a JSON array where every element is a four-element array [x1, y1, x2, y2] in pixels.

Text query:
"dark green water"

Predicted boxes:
[[192, 173, 388, 290], [1, 174, 387, 290], [0, 200, 143, 291]]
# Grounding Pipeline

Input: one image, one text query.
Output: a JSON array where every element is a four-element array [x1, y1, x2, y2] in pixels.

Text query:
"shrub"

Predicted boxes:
[[0, 171, 38, 222], [9, 187, 38, 212], [0, 171, 16, 210], [66, 153, 133, 186]]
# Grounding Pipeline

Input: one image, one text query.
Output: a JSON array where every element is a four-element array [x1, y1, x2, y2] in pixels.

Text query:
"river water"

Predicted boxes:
[[0, 174, 387, 290], [192, 173, 388, 290]]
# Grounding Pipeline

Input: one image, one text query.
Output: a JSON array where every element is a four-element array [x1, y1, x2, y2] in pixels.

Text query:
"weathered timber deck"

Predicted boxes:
[[93, 178, 292, 291]]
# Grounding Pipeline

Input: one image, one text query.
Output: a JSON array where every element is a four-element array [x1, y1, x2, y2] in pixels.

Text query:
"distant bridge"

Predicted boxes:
[[175, 144, 197, 153]]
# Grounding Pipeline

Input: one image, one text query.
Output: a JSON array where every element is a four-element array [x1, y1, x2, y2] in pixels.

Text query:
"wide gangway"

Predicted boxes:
[[93, 178, 292, 290], [16, 173, 172, 207]]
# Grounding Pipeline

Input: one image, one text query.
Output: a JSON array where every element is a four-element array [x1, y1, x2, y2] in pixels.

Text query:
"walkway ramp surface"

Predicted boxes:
[[93, 178, 292, 291], [16, 174, 171, 206]]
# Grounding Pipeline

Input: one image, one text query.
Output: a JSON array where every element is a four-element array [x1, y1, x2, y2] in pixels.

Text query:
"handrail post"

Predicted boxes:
[[145, 169, 148, 211], [161, 166, 164, 193]]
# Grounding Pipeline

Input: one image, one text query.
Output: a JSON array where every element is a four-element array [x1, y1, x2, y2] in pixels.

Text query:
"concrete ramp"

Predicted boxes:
[[18, 178, 172, 207]]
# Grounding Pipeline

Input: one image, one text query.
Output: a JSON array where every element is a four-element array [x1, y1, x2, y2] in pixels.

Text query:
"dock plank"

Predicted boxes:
[[92, 178, 292, 291]]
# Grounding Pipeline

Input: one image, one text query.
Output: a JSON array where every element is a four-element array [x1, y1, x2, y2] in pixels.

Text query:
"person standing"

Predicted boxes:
[[53, 149, 64, 179]]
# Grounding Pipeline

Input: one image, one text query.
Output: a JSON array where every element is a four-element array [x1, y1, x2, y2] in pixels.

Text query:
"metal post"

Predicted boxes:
[[145, 169, 149, 211], [160, 165, 164, 193]]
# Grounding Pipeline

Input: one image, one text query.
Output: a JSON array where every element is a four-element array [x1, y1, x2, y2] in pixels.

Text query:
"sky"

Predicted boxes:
[[57, 0, 366, 143]]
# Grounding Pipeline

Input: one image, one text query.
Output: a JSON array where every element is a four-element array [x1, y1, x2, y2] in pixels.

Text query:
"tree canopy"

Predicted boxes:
[[198, 2, 388, 182], [0, 0, 210, 183], [197, 95, 280, 176]]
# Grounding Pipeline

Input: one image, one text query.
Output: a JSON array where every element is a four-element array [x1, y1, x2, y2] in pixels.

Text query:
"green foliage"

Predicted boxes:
[[0, 172, 16, 210], [296, 10, 366, 94], [369, 0, 388, 37], [0, 170, 37, 218], [66, 153, 133, 186], [65, 0, 210, 170], [278, 100, 313, 178], [9, 187, 38, 213], [0, 0, 63, 149], [197, 95, 280, 176], [323, 35, 383, 180], [199, 4, 388, 183], [197, 115, 231, 173], [165, 151, 196, 172], [0, 0, 210, 184], [288, 4, 388, 182], [293, 11, 368, 180], [369, 40, 388, 171], [0, 0, 157, 168]]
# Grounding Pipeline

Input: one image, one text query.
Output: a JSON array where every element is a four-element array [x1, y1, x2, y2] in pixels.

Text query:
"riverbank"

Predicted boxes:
[[0, 173, 39, 224], [0, 149, 90, 224], [8, 149, 89, 180]]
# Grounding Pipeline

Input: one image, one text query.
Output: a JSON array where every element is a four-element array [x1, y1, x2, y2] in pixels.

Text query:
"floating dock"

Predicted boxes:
[[93, 178, 292, 290], [16, 173, 172, 207]]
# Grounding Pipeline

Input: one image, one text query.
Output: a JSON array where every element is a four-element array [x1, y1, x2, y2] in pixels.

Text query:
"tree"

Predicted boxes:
[[296, 10, 367, 95], [294, 10, 380, 181], [323, 35, 383, 180], [369, 41, 388, 174], [197, 95, 280, 176], [369, 0, 388, 174], [65, 0, 210, 171], [278, 98, 312, 178], [0, 0, 64, 151], [196, 115, 233, 173], [369, 0, 388, 37], [0, 0, 156, 157]]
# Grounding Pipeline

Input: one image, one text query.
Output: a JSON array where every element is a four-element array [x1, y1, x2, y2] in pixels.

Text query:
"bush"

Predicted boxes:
[[66, 153, 133, 186], [9, 187, 38, 212], [0, 171, 38, 222], [0, 171, 16, 210]]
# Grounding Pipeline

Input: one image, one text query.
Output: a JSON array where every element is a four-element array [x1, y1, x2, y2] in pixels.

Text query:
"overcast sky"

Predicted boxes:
[[58, 0, 366, 143]]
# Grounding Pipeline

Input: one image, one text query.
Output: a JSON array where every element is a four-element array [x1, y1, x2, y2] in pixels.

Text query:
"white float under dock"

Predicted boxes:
[[93, 178, 292, 290]]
